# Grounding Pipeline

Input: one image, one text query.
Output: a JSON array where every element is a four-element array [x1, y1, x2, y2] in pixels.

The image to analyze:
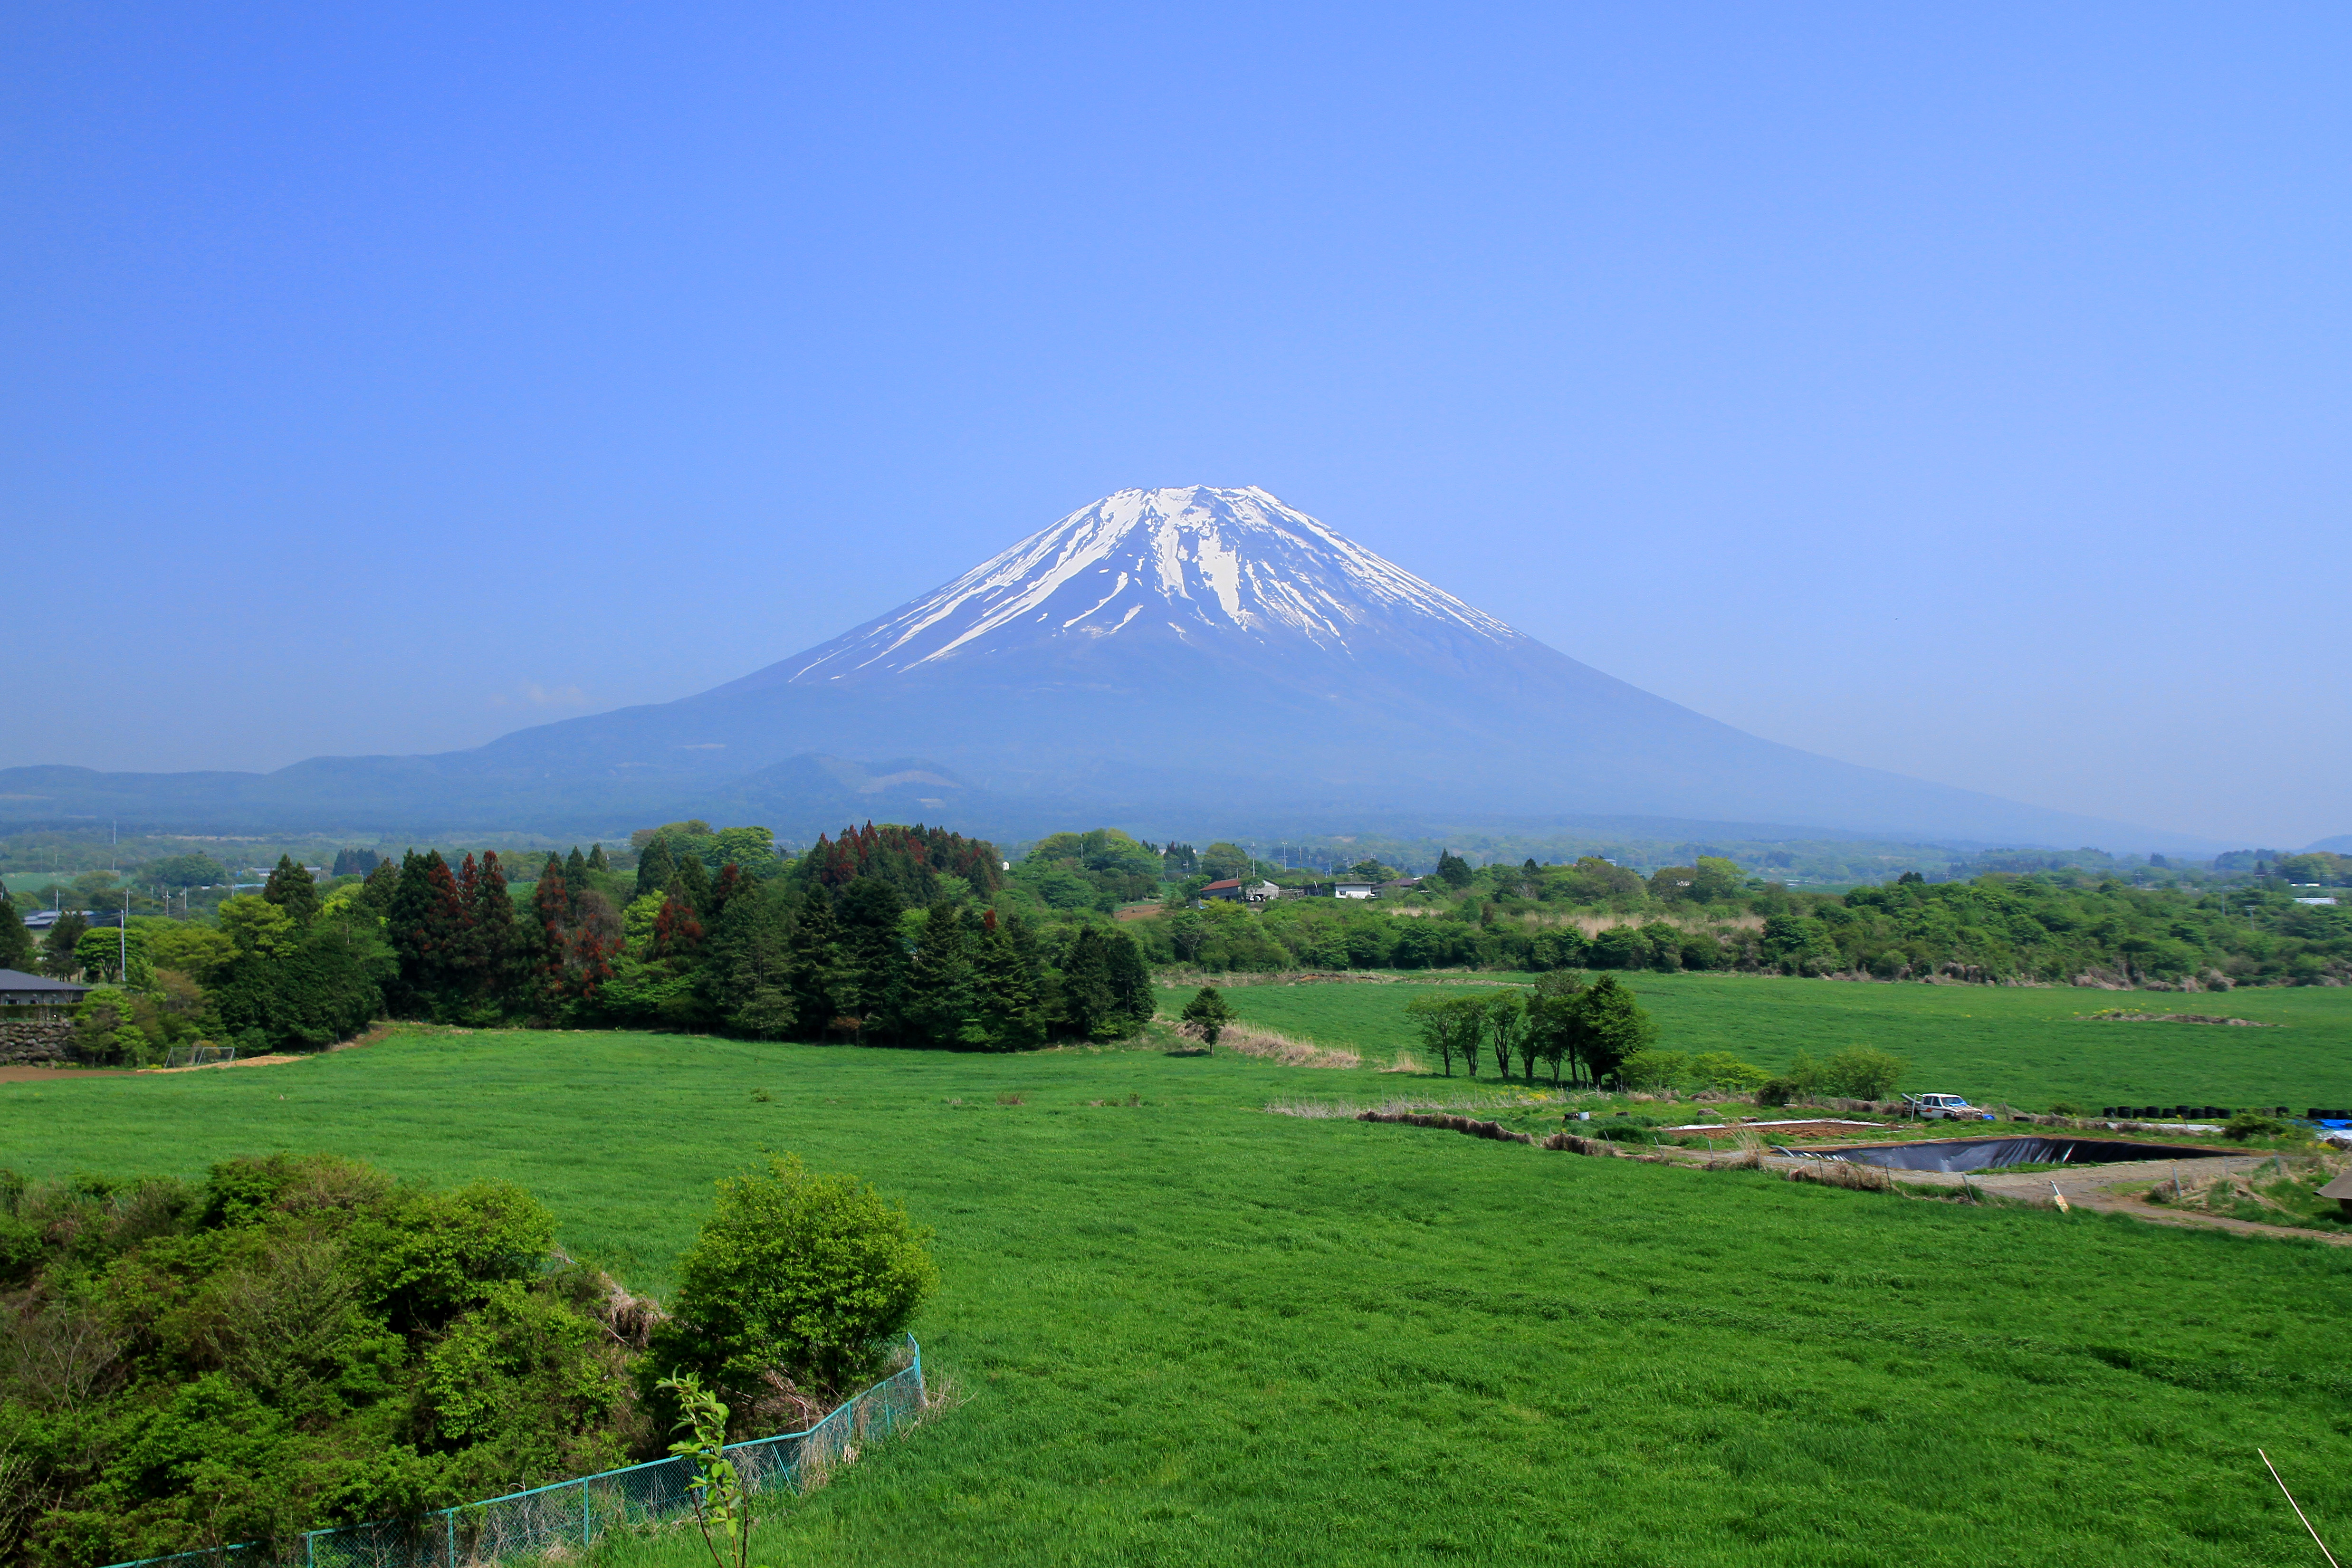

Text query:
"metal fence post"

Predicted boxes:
[[581, 1479, 591, 1547], [445, 1510, 454, 1568]]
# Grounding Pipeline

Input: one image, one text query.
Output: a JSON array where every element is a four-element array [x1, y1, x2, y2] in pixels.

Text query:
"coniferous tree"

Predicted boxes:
[[387, 851, 470, 1017], [707, 863, 748, 926], [586, 843, 610, 875], [358, 858, 400, 917], [42, 912, 89, 979], [669, 852, 713, 918], [0, 895, 34, 972], [784, 889, 847, 1038], [469, 851, 521, 1007], [635, 837, 677, 901], [1058, 925, 1120, 1041], [456, 855, 486, 995], [897, 902, 986, 1048], [832, 876, 907, 1040], [571, 927, 614, 1008], [564, 848, 590, 918], [532, 863, 571, 1008], [263, 855, 321, 925], [650, 894, 705, 961], [1434, 850, 1475, 890], [704, 884, 794, 1037], [973, 909, 1046, 1050], [1104, 928, 1152, 1030]]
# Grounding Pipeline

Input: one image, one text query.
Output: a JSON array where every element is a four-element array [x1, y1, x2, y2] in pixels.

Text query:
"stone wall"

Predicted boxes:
[[0, 1017, 76, 1065]]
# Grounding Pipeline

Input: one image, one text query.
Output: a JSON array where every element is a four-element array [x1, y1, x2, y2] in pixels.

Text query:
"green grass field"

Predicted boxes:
[[1183, 972, 2352, 1110], [5, 1023, 2350, 1566]]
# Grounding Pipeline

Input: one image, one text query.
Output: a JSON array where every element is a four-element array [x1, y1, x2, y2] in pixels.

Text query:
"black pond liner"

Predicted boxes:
[[1787, 1137, 2220, 1173]]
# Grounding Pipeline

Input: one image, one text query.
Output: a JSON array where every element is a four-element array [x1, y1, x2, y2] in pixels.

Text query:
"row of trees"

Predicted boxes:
[[350, 823, 1153, 1049], [1120, 862, 2352, 987], [1403, 974, 1656, 1085]]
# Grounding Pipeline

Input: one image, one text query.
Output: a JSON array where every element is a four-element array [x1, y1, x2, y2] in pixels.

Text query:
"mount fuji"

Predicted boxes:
[[0, 487, 2201, 848]]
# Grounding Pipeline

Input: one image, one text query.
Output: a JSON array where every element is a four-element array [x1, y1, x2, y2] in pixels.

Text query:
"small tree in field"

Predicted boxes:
[[1579, 975, 1657, 1087], [1180, 985, 1235, 1045], [657, 1155, 938, 1396], [1525, 971, 1586, 1086], [1486, 991, 1526, 1080], [1405, 993, 1485, 1077]]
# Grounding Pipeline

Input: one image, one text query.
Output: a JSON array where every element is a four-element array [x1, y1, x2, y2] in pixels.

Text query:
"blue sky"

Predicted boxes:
[[5, 3, 2345, 847]]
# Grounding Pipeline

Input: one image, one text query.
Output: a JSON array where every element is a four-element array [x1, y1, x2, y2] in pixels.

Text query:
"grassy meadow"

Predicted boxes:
[[6, 1007, 2352, 1567], [1182, 971, 2352, 1110]]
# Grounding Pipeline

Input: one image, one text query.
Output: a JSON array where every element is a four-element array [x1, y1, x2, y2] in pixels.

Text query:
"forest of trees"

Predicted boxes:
[[9, 818, 2346, 1064], [5, 823, 1155, 1059], [1133, 856, 2352, 987]]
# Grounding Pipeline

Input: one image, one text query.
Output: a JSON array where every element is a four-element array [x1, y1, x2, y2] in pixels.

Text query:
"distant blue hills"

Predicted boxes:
[[0, 487, 2243, 854]]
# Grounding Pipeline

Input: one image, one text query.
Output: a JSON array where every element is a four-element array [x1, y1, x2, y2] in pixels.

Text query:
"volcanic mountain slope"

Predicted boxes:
[[0, 487, 2203, 847]]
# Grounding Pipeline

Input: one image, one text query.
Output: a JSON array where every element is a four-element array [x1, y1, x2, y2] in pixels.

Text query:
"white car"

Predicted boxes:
[[1905, 1093, 1991, 1121]]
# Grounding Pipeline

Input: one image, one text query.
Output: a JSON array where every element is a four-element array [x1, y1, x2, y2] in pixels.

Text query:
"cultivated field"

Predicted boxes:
[[1177, 972, 2352, 1110], [3, 1019, 2349, 1566]]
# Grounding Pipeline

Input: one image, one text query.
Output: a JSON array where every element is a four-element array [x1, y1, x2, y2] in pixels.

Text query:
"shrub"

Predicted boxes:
[[1179, 985, 1235, 1045], [0, 1155, 627, 1565], [658, 1155, 937, 1396], [2223, 1112, 2287, 1142], [1821, 1046, 1905, 1100]]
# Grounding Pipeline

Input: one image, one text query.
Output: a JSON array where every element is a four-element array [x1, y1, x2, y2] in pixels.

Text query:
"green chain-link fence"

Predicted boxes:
[[106, 1337, 925, 1568]]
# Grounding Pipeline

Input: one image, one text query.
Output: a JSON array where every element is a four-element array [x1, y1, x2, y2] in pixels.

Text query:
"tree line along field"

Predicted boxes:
[[1181, 972, 2352, 1111], [3, 1026, 2348, 1566]]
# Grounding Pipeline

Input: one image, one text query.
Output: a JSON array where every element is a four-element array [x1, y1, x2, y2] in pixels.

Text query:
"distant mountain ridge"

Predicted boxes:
[[0, 486, 2220, 851]]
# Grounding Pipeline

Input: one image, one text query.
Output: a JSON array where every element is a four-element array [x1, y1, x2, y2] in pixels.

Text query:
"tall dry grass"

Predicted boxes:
[[1189, 1022, 1360, 1070]]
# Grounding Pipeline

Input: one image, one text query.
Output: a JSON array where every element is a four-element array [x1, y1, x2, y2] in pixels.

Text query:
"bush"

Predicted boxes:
[[658, 1155, 937, 1396], [1821, 1046, 1905, 1100], [0, 1155, 628, 1566], [2223, 1112, 2287, 1142]]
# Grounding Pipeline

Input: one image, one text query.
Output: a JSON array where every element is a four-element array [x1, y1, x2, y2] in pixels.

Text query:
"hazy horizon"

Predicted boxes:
[[7, 5, 2346, 847]]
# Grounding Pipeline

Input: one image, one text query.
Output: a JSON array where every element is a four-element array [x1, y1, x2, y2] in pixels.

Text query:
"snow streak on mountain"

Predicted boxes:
[[779, 485, 1521, 684]]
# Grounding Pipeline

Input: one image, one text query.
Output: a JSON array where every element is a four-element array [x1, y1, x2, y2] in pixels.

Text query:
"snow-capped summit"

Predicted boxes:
[[772, 486, 1522, 685]]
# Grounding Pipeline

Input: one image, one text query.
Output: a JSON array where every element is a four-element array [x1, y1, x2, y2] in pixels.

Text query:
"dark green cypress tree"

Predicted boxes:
[[387, 851, 469, 1018], [0, 895, 33, 972], [42, 911, 88, 979], [358, 857, 400, 917], [587, 843, 610, 874], [974, 910, 1046, 1050], [263, 855, 321, 925], [635, 837, 677, 901], [469, 851, 522, 1010], [784, 890, 845, 1039], [704, 884, 794, 1037], [897, 902, 986, 1049], [833, 875, 907, 1041], [1104, 927, 1152, 1034], [669, 852, 713, 918], [1057, 925, 1118, 1041], [565, 847, 590, 918]]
